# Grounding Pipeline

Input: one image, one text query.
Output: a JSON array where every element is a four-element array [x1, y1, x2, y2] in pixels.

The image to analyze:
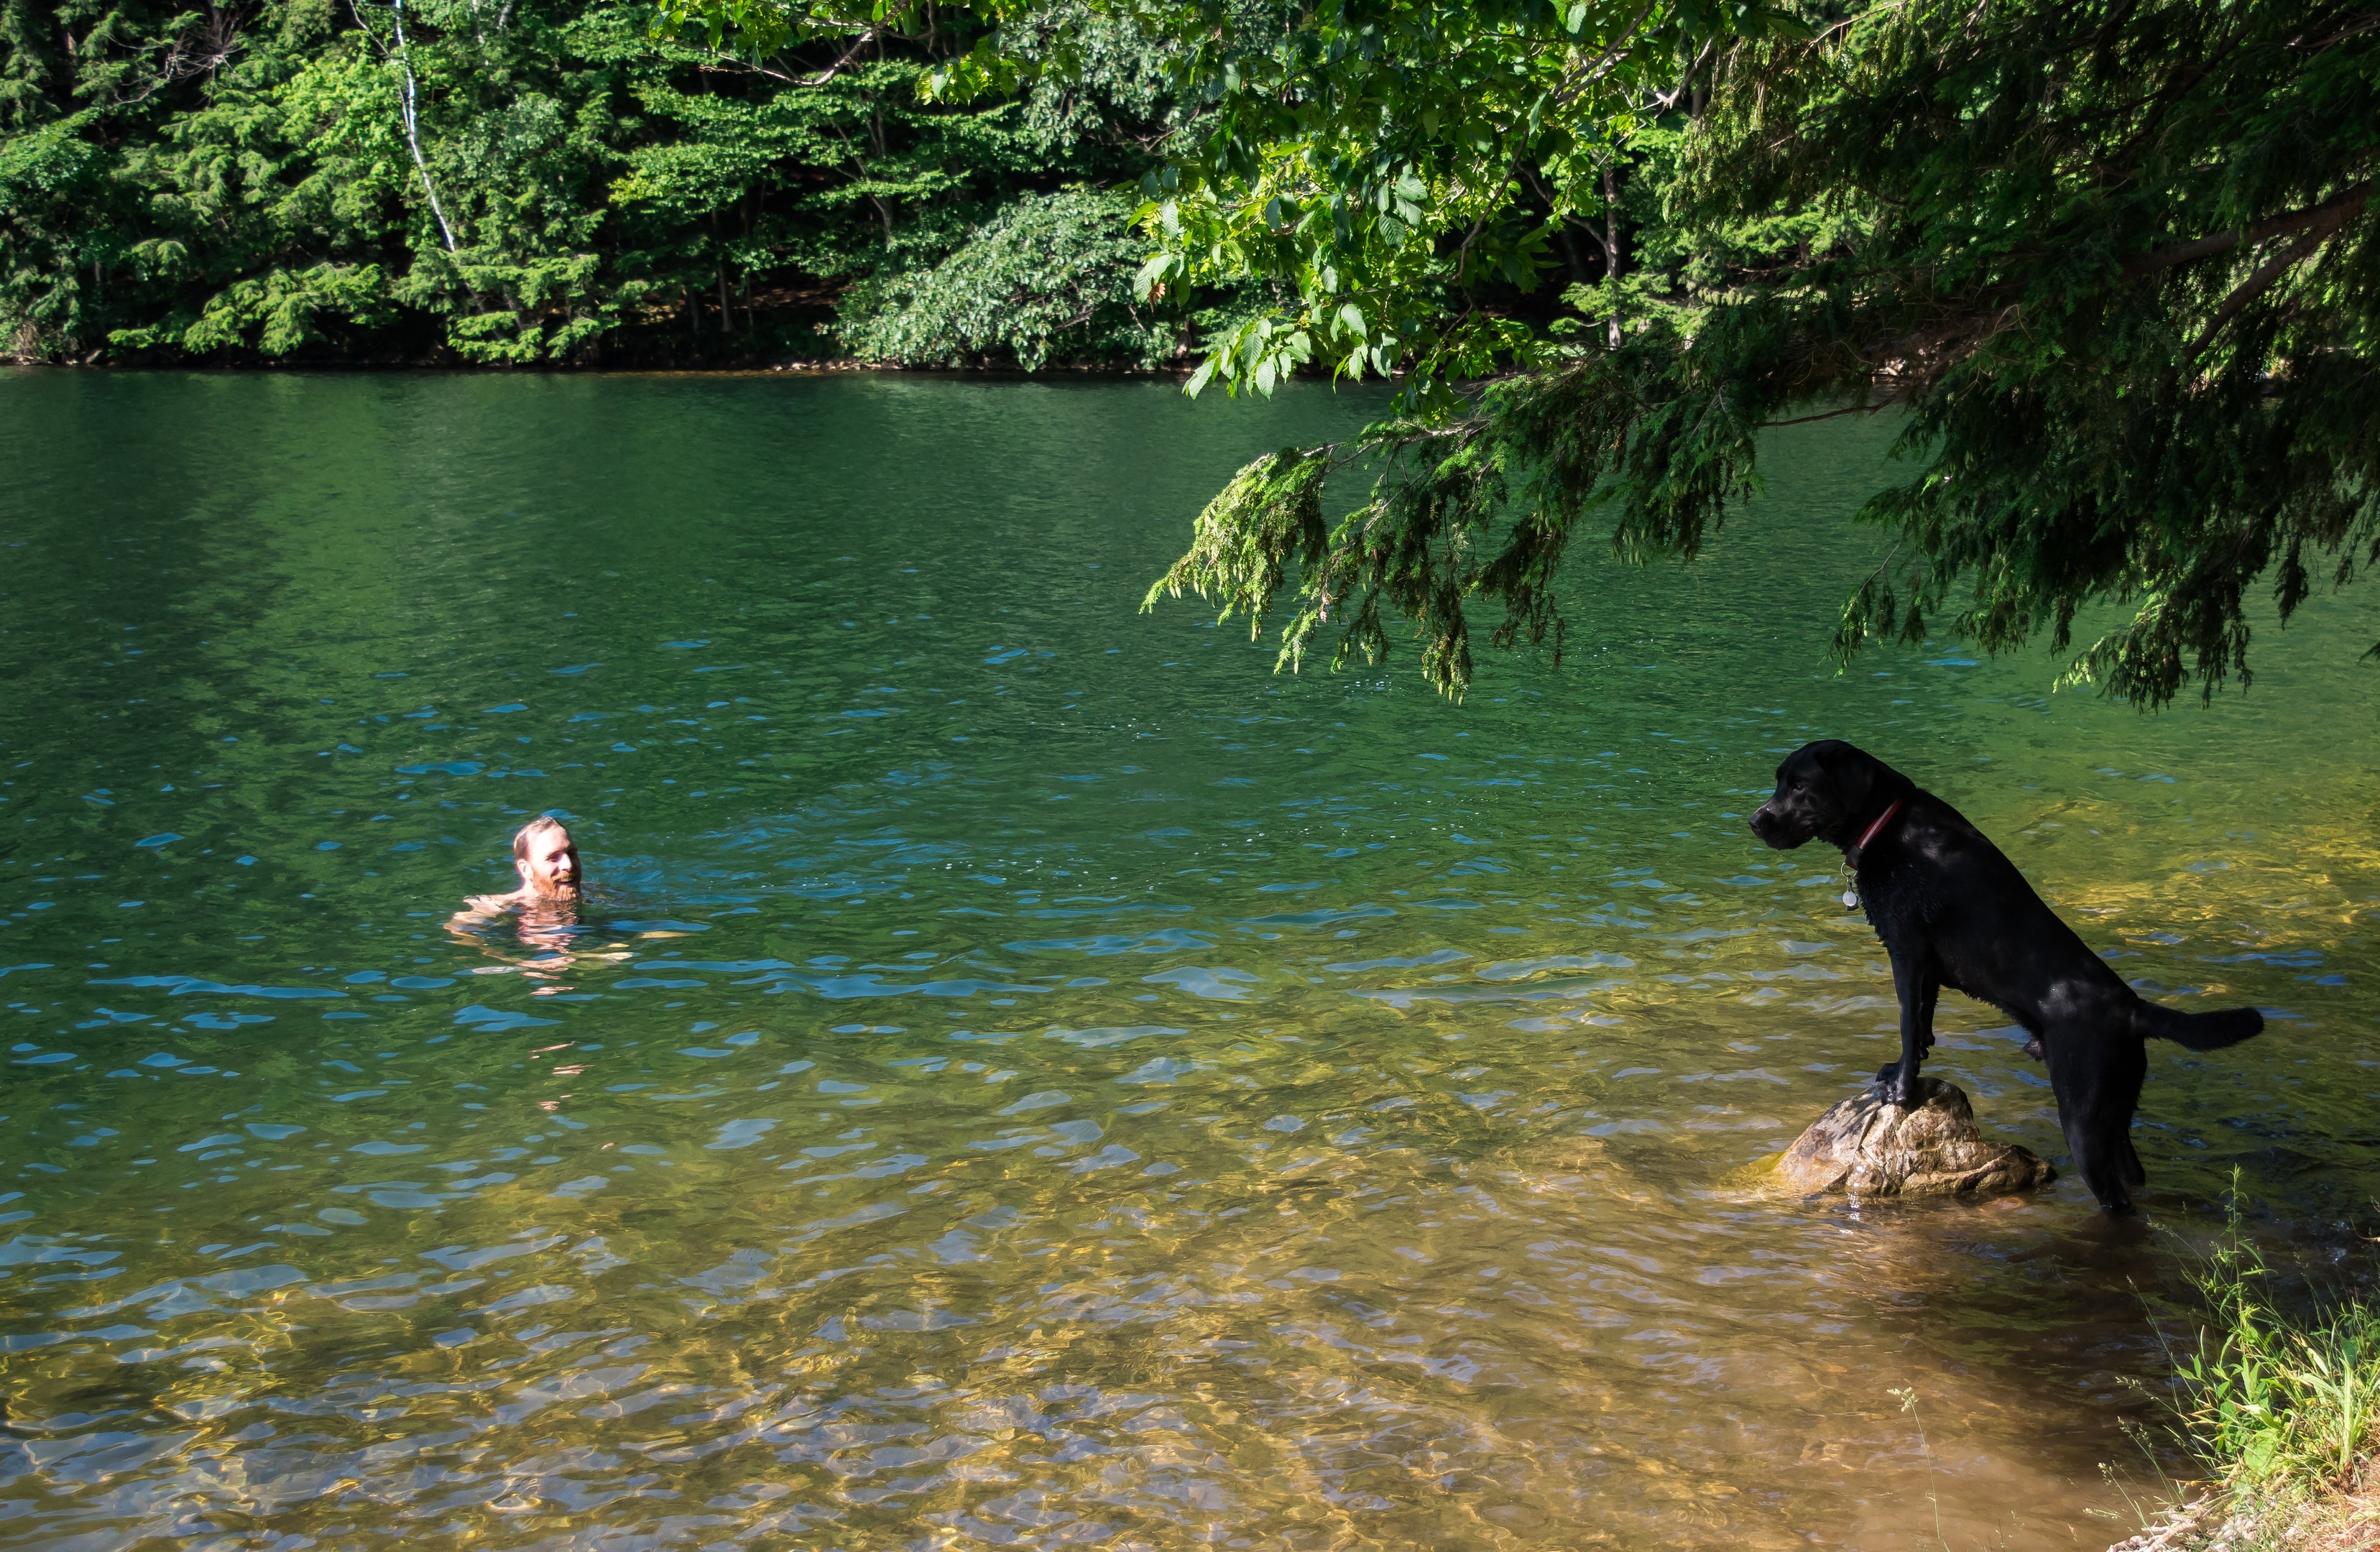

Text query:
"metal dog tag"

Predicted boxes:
[[1842, 885, 1859, 909]]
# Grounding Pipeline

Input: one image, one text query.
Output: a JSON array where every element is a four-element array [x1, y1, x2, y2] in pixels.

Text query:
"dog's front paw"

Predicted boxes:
[[1873, 1063, 1922, 1107]]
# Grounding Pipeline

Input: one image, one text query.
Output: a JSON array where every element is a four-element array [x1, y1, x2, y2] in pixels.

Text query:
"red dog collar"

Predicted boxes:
[[1853, 798, 1905, 856]]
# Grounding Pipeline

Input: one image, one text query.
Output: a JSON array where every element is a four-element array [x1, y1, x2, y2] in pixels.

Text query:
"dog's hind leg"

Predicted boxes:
[[2065, 1117, 2138, 1212], [2047, 1030, 2148, 1211]]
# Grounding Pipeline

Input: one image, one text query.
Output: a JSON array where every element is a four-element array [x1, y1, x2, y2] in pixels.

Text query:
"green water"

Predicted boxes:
[[1, 371, 2375, 1551]]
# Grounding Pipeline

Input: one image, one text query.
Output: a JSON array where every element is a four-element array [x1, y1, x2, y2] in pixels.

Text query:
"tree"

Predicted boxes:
[[668, 0, 2375, 706], [0, 0, 1192, 364], [837, 186, 1179, 368], [1135, 0, 2380, 706], [655, 0, 1763, 377]]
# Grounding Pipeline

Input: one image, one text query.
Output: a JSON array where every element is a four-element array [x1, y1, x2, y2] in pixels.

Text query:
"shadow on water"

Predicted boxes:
[[0, 369, 2374, 1548]]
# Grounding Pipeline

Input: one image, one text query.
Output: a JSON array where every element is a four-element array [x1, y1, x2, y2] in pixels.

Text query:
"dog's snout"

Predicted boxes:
[[1748, 800, 1802, 850]]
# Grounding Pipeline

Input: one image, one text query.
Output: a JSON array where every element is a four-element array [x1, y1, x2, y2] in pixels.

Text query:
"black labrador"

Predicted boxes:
[[1748, 739, 2264, 1212]]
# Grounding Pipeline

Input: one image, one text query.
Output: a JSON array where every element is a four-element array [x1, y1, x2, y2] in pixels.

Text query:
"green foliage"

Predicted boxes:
[[1144, 441, 1332, 645], [0, 0, 1184, 364], [1130, 0, 1801, 409], [655, 0, 1774, 392], [2172, 1202, 2380, 1504], [1140, 0, 2380, 706], [838, 185, 1177, 368], [1144, 363, 1631, 693]]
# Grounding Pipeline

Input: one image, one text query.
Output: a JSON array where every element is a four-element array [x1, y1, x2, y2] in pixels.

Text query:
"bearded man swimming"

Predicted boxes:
[[452, 816, 582, 927]]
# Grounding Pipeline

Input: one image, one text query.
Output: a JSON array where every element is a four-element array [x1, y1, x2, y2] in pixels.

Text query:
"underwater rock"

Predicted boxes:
[[1775, 1076, 2054, 1198]]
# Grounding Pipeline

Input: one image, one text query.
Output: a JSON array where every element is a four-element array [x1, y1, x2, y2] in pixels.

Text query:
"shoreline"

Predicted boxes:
[[2, 354, 1207, 382], [2108, 1464, 2377, 1550]]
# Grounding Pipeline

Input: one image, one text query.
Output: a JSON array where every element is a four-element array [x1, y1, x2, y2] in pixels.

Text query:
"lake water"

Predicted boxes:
[[1, 371, 2374, 1551]]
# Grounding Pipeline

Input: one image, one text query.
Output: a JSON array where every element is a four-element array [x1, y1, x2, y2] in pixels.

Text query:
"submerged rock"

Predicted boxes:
[[1774, 1077, 2054, 1198]]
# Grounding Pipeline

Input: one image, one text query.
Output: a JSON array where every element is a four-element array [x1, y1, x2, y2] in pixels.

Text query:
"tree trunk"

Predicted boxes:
[[389, 0, 458, 254], [741, 198, 756, 333], [1554, 225, 1593, 288], [711, 211, 733, 336], [1603, 164, 1624, 350]]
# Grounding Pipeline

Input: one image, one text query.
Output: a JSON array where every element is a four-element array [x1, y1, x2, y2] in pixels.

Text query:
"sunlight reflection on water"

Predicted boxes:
[[0, 371, 2374, 1549]]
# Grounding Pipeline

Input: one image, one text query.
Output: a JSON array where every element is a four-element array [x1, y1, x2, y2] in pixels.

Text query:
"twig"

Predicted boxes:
[[2179, 223, 2335, 372], [1552, 0, 1657, 111], [703, 25, 885, 86], [2121, 181, 2373, 280], [1646, 37, 1716, 111], [1853, 540, 1904, 598], [1762, 398, 1897, 428]]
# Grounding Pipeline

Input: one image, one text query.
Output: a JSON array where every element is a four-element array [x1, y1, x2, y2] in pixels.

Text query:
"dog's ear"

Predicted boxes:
[[1813, 742, 1876, 813]]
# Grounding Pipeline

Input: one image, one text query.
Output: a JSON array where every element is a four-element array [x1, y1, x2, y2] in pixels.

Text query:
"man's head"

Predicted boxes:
[[1748, 740, 1899, 850], [512, 816, 580, 896]]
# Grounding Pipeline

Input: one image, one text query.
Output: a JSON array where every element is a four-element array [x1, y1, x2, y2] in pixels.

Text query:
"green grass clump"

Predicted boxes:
[[2170, 1207, 2379, 1508]]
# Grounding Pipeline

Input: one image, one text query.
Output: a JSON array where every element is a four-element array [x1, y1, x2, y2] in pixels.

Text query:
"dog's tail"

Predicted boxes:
[[2134, 999, 2265, 1051]]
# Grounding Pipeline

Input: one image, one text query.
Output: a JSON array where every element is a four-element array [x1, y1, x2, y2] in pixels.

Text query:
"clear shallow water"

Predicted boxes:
[[0, 370, 2375, 1551]]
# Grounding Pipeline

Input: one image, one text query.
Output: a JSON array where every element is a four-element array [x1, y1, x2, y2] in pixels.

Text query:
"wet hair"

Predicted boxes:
[[512, 815, 575, 864]]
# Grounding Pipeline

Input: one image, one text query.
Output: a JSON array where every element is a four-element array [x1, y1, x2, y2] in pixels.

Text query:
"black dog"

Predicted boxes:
[[1748, 739, 2263, 1212]]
